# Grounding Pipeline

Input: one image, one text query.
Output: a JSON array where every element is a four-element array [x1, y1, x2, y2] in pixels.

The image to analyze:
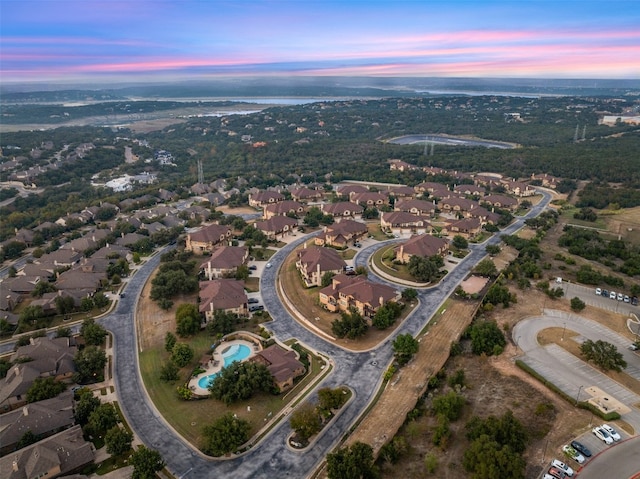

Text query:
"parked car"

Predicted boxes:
[[609, 291, 617, 300], [630, 343, 639, 351], [570, 440, 592, 457], [592, 426, 613, 444], [547, 466, 567, 479], [595, 288, 602, 295], [266, 263, 272, 268], [248, 298, 259, 304], [248, 265, 257, 271], [602, 289, 609, 297], [617, 292, 624, 301], [249, 305, 264, 312], [552, 458, 574, 476], [562, 445, 585, 464], [601, 424, 621, 441], [632, 296, 638, 306], [543, 475, 556, 479], [353, 242, 361, 248], [624, 295, 630, 303]]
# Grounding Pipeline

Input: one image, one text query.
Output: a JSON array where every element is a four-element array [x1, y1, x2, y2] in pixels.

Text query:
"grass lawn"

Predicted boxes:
[[139, 331, 326, 453], [367, 223, 389, 241], [371, 245, 420, 283]]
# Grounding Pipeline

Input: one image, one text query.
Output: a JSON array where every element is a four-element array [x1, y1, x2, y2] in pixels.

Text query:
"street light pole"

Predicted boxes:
[[516, 335, 521, 353], [575, 385, 583, 406]]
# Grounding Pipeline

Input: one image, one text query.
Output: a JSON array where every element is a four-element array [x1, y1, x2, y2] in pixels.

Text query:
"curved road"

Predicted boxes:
[[102, 190, 552, 478]]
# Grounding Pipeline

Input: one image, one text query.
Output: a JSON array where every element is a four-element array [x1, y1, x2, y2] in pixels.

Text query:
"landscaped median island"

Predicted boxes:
[[139, 327, 331, 457]]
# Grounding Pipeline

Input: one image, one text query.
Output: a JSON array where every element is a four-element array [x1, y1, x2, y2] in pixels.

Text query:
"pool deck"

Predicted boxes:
[[188, 338, 261, 396]]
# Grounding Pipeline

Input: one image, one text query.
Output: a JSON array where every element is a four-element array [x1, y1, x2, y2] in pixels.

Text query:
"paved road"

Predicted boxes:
[[98, 191, 552, 478], [575, 436, 640, 479]]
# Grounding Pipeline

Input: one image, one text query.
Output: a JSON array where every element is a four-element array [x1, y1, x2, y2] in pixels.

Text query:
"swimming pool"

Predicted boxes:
[[197, 343, 253, 389]]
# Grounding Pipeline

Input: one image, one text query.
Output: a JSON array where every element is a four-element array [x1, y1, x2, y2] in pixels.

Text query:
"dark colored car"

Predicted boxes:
[[249, 305, 264, 312], [547, 466, 566, 479], [248, 298, 259, 304], [248, 265, 257, 271], [570, 440, 592, 458], [632, 296, 638, 306], [602, 289, 609, 298]]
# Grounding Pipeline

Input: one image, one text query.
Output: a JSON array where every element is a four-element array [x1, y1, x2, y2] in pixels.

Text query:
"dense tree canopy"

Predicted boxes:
[[208, 361, 275, 405], [202, 413, 251, 456]]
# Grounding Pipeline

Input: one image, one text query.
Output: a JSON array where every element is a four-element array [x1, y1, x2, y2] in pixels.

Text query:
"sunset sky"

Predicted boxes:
[[1, 0, 639, 83]]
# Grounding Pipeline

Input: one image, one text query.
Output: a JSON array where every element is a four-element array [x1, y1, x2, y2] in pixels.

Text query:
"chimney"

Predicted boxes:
[[379, 296, 384, 306]]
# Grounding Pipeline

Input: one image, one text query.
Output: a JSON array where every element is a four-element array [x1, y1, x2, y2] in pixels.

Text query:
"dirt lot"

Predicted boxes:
[[344, 300, 480, 452]]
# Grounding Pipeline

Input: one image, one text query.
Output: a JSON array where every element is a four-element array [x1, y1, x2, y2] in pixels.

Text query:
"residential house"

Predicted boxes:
[[254, 216, 298, 240], [453, 184, 485, 197], [290, 187, 323, 202], [414, 182, 450, 199], [249, 344, 305, 392], [318, 274, 400, 317], [380, 211, 430, 236], [531, 173, 559, 189], [314, 220, 368, 248], [200, 246, 248, 280], [248, 190, 284, 209], [0, 391, 75, 456], [185, 224, 232, 254], [1, 275, 42, 296], [439, 197, 478, 216], [349, 191, 389, 207], [467, 205, 501, 225], [296, 247, 347, 288], [320, 202, 364, 219], [394, 199, 437, 217], [1, 337, 77, 410], [447, 217, 483, 238], [394, 234, 449, 264], [388, 159, 418, 171], [38, 249, 83, 269], [336, 184, 368, 198], [503, 180, 536, 197], [481, 194, 518, 211], [0, 425, 94, 479], [263, 200, 305, 220], [199, 279, 248, 321], [387, 185, 416, 198]]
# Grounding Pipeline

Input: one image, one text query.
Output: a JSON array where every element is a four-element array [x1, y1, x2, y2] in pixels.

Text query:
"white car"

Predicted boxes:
[[609, 291, 617, 299], [601, 423, 621, 441], [592, 426, 613, 444], [552, 458, 574, 476], [562, 445, 585, 464], [595, 287, 602, 295]]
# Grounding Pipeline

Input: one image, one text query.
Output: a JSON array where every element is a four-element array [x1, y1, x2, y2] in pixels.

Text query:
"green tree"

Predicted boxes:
[[318, 387, 348, 412], [159, 361, 179, 381], [486, 244, 501, 256], [81, 318, 107, 345], [474, 259, 498, 278], [164, 332, 177, 352], [32, 281, 57, 298], [131, 446, 165, 479], [202, 413, 251, 456], [392, 333, 419, 366], [371, 301, 402, 330], [289, 401, 322, 441], [432, 414, 450, 448], [16, 430, 39, 449], [408, 255, 443, 282], [80, 297, 94, 312], [74, 388, 101, 425], [171, 343, 194, 368], [55, 326, 72, 338], [208, 361, 275, 405], [175, 303, 202, 337], [88, 403, 119, 434], [26, 377, 66, 403], [462, 434, 526, 479], [401, 288, 418, 301], [468, 320, 506, 356], [452, 235, 469, 250], [580, 339, 627, 372], [205, 310, 238, 336], [74, 346, 107, 383], [93, 292, 110, 308], [321, 271, 336, 287], [570, 296, 586, 312], [326, 441, 377, 479], [105, 426, 133, 455], [331, 308, 368, 339], [432, 391, 466, 421]]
